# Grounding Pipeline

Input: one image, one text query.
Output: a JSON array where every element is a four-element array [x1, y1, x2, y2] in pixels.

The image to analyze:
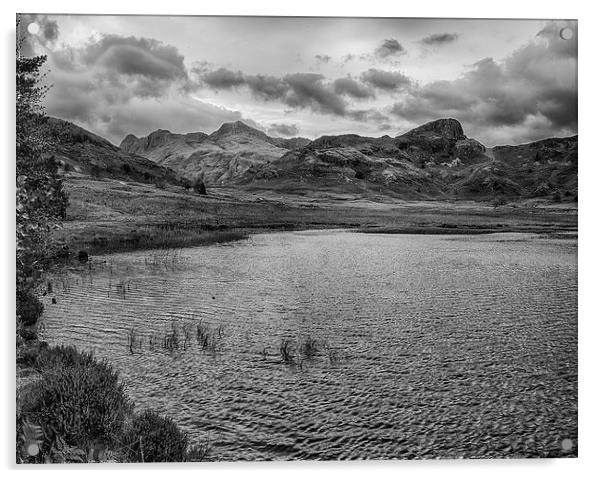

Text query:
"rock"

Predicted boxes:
[[78, 250, 89, 262], [401, 118, 466, 141], [454, 138, 486, 160]]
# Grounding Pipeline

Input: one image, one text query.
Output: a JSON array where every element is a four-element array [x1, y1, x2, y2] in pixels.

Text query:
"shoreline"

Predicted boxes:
[[55, 177, 578, 256], [56, 220, 578, 258]]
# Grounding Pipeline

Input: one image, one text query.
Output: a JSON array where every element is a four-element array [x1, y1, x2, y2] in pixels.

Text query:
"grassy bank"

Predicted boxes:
[[68, 224, 249, 255], [17, 344, 208, 463], [54, 175, 578, 255]]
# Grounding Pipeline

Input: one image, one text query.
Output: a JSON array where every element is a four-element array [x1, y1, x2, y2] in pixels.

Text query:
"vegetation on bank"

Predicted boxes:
[[15, 16, 201, 464], [69, 224, 248, 255], [16, 22, 67, 348], [17, 345, 209, 463]]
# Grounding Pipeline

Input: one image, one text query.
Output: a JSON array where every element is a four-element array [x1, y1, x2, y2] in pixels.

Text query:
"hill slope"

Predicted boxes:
[[42, 117, 182, 185], [244, 118, 577, 201]]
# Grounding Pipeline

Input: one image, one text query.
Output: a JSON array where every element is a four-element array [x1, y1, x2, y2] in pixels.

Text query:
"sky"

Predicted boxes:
[[18, 15, 577, 146]]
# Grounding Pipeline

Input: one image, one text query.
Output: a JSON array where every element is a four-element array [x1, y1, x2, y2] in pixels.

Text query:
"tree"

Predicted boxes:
[[193, 178, 207, 195], [16, 16, 67, 342]]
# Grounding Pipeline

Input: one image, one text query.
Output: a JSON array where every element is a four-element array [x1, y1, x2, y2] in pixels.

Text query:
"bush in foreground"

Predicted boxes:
[[122, 410, 188, 462], [18, 346, 133, 462], [16, 290, 44, 327]]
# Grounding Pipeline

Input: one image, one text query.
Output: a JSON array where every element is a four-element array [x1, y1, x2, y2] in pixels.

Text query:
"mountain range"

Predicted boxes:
[[44, 116, 577, 202]]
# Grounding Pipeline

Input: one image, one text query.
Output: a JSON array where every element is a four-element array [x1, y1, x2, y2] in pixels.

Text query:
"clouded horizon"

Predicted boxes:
[[19, 15, 577, 147]]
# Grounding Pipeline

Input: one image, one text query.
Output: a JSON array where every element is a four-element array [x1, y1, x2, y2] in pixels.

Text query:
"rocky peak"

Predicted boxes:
[[145, 129, 174, 148], [210, 121, 267, 140], [119, 134, 139, 150], [402, 118, 465, 141]]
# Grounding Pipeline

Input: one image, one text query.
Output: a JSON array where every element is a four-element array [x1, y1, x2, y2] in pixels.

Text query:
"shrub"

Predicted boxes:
[[19, 346, 133, 461], [122, 410, 188, 462], [16, 289, 43, 327], [193, 178, 207, 195]]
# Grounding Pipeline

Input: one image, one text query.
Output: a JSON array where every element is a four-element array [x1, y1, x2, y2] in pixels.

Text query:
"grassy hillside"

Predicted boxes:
[[42, 117, 184, 186]]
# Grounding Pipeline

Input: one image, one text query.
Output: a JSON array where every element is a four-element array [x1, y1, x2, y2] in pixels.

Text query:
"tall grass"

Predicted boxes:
[[125, 320, 225, 355], [76, 226, 248, 255]]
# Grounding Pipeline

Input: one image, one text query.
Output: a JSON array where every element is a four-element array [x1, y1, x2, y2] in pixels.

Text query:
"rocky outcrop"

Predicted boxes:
[[454, 138, 487, 161], [401, 118, 465, 141]]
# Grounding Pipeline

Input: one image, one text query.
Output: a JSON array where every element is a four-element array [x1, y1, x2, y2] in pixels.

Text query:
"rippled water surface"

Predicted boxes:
[[41, 231, 577, 460]]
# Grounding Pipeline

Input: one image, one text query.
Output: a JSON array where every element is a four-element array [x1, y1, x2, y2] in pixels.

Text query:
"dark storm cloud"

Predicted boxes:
[[360, 69, 412, 91], [391, 21, 577, 144], [203, 67, 245, 89], [374, 39, 406, 58], [199, 68, 349, 116], [419, 33, 459, 46], [245, 74, 289, 101], [283, 73, 346, 116], [80, 35, 187, 82], [39, 33, 244, 143], [199, 68, 289, 101], [267, 123, 299, 137], [333, 77, 374, 99]]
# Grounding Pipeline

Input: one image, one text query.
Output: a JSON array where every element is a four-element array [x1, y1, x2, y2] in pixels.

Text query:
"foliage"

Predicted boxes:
[[121, 410, 188, 462], [193, 177, 207, 195], [16, 16, 67, 337], [16, 289, 43, 327], [18, 346, 133, 462]]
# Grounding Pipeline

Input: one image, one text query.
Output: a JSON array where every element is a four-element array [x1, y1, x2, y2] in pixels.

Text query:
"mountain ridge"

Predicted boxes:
[[53, 115, 576, 202]]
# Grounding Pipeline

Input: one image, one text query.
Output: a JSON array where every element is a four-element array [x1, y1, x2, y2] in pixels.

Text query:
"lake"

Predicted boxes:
[[40, 230, 578, 460]]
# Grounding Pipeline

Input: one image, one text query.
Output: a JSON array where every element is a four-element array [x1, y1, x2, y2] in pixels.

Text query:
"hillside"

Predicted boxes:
[[42, 117, 183, 185], [120, 121, 311, 184], [243, 118, 577, 201]]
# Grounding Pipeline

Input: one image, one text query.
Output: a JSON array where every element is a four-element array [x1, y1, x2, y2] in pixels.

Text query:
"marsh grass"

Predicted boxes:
[[125, 320, 225, 355], [127, 327, 143, 354], [276, 335, 348, 368], [76, 226, 248, 255], [144, 249, 184, 271], [195, 321, 224, 353], [279, 339, 295, 364]]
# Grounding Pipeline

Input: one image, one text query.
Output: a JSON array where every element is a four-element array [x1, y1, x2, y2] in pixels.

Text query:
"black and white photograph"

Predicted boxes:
[[14, 11, 578, 464]]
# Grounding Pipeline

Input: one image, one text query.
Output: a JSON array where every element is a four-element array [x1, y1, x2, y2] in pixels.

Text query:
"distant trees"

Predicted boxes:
[[16, 17, 67, 343]]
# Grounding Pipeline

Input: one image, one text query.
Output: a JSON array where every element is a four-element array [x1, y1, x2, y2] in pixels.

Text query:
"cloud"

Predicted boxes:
[[35, 33, 243, 144], [348, 109, 390, 124], [375, 39, 406, 58], [333, 77, 374, 99], [419, 33, 459, 46], [360, 69, 412, 91], [202, 67, 245, 89], [198, 68, 349, 116], [315, 54, 332, 64], [283, 73, 346, 116], [79, 35, 187, 82], [245, 74, 289, 101], [391, 21, 577, 144], [267, 123, 299, 137]]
